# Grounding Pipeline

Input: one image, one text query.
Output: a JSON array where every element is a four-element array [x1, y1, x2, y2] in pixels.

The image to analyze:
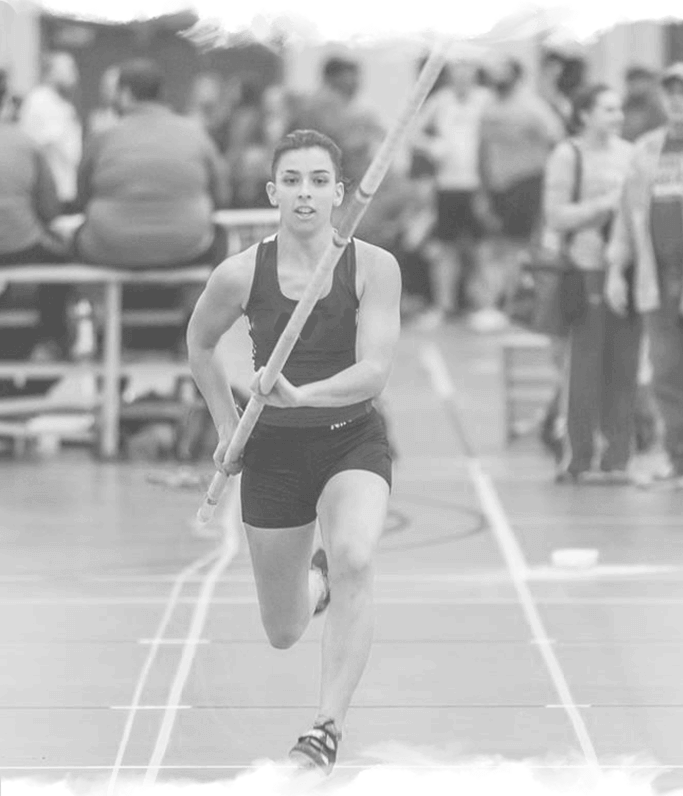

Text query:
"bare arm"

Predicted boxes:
[[604, 177, 636, 315], [606, 157, 638, 277], [186, 249, 254, 431], [255, 243, 402, 409], [544, 142, 617, 233], [294, 244, 402, 407]]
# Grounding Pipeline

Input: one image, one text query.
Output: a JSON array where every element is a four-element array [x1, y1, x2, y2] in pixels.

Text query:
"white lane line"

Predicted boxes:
[[111, 705, 192, 710], [2, 763, 682, 772], [7, 596, 683, 607], [421, 342, 600, 770], [104, 546, 219, 796], [0, 599, 186, 605], [138, 639, 210, 645], [160, 567, 657, 584], [143, 476, 242, 788], [546, 704, 592, 709]]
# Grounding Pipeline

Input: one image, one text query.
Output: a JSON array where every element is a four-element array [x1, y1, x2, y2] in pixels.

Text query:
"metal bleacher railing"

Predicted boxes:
[[0, 208, 279, 458]]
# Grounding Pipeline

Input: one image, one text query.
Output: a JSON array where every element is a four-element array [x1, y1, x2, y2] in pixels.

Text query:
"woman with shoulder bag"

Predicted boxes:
[[543, 84, 641, 482]]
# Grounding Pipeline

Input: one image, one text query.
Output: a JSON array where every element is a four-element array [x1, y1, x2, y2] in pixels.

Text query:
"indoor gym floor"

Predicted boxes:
[[2, 319, 683, 795]]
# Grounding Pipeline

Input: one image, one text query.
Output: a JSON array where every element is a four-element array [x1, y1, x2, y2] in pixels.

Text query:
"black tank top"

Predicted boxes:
[[244, 236, 373, 427]]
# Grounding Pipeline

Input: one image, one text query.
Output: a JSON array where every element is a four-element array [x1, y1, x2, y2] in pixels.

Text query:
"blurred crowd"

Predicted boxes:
[[367, 47, 681, 487], [0, 50, 398, 365], [2, 42, 683, 482]]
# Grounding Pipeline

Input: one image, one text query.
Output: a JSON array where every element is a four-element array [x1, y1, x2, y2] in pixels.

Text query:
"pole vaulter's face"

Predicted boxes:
[[267, 147, 345, 235]]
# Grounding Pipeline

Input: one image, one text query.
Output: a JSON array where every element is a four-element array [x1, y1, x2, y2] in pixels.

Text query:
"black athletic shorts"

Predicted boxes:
[[436, 190, 481, 241], [240, 408, 393, 529], [490, 174, 543, 241]]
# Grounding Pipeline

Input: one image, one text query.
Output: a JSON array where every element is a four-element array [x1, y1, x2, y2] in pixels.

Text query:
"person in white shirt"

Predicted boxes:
[[20, 51, 82, 211], [411, 57, 491, 330]]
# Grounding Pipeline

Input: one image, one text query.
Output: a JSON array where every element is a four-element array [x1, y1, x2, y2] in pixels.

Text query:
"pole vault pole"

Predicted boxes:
[[196, 39, 452, 523]]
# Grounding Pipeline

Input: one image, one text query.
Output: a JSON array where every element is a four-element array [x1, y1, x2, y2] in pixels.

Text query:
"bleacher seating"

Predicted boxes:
[[0, 209, 279, 458]]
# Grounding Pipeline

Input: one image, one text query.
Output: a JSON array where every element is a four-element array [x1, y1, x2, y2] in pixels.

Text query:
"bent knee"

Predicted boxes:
[[266, 631, 299, 650], [330, 543, 375, 581], [262, 618, 307, 650]]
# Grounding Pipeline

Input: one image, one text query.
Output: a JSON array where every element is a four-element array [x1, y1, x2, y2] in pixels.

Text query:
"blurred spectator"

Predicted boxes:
[[20, 51, 82, 212], [545, 84, 638, 482], [398, 60, 452, 316], [186, 71, 238, 155], [620, 66, 666, 452], [288, 55, 383, 188], [75, 58, 227, 268], [622, 65, 667, 143], [0, 70, 71, 360], [410, 56, 491, 330], [74, 59, 229, 353], [7, 94, 22, 121], [87, 65, 121, 139], [262, 84, 295, 149], [350, 124, 413, 256], [538, 49, 573, 132], [229, 82, 266, 150], [471, 57, 564, 332], [226, 81, 272, 209], [408, 58, 451, 181], [222, 82, 297, 208], [536, 48, 585, 457], [185, 73, 237, 209], [557, 55, 587, 101], [606, 63, 683, 488]]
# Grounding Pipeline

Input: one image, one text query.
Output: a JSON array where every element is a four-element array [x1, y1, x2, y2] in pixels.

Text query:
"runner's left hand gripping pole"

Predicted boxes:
[[196, 40, 452, 523]]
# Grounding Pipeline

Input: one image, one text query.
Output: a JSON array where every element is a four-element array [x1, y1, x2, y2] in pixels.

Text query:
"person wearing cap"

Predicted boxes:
[[606, 63, 683, 488]]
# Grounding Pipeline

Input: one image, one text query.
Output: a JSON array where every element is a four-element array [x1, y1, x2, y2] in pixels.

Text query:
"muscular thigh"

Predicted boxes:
[[242, 410, 392, 580], [317, 470, 389, 573], [244, 521, 316, 620], [314, 410, 392, 571]]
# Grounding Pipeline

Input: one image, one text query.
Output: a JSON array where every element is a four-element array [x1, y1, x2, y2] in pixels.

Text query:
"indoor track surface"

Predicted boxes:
[[2, 320, 683, 795]]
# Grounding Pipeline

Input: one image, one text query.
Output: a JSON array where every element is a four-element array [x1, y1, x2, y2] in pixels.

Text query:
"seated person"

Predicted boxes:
[[74, 59, 229, 349], [75, 58, 227, 268], [0, 70, 70, 362]]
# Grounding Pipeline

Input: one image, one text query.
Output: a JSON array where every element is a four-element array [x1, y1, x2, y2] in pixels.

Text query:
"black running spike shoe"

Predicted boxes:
[[289, 718, 341, 775], [311, 548, 330, 616]]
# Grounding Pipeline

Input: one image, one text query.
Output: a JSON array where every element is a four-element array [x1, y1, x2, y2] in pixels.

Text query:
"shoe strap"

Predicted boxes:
[[298, 720, 340, 753]]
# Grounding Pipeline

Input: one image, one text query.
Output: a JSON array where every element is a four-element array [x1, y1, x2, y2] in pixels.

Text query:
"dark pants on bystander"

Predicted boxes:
[[71, 223, 228, 353], [564, 270, 642, 475], [647, 294, 683, 475], [0, 241, 71, 358]]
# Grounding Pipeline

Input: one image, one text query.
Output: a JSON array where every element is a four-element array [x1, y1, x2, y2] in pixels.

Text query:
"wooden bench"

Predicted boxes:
[[0, 209, 279, 458], [500, 331, 559, 443]]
